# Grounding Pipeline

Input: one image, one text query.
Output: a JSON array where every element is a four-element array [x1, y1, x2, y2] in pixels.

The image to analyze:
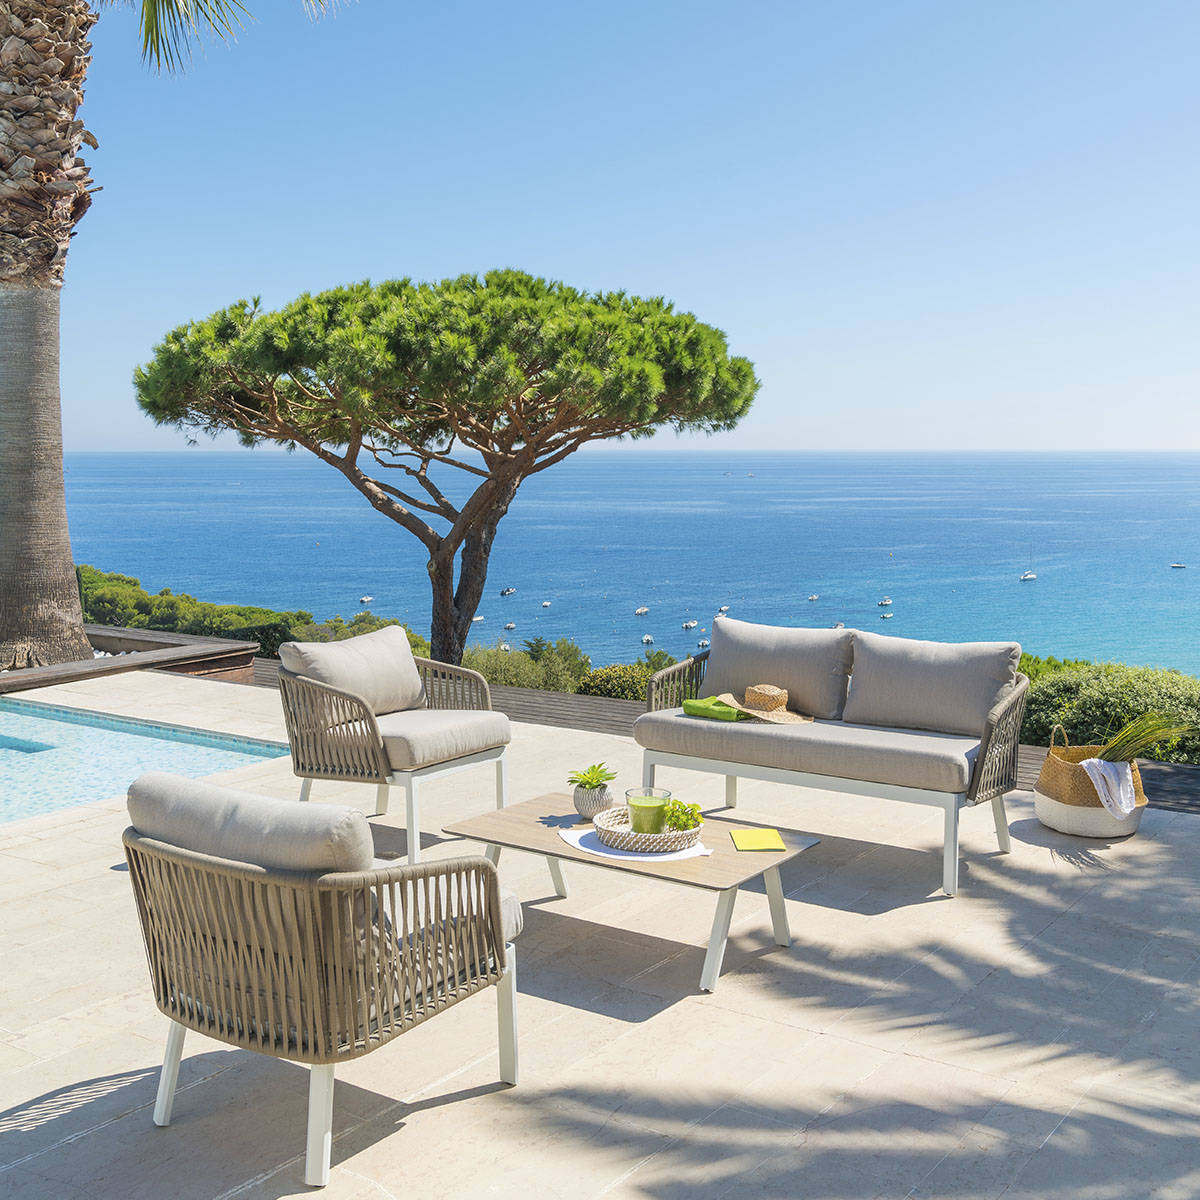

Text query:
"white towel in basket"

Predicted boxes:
[[1080, 758, 1137, 819]]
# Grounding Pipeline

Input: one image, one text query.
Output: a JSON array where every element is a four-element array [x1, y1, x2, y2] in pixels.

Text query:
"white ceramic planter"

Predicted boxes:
[[1034, 789, 1145, 838], [572, 785, 615, 820]]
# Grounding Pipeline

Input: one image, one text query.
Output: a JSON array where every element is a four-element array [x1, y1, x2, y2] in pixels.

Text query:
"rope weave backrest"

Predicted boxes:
[[968, 674, 1030, 805], [278, 670, 392, 783], [414, 657, 492, 711], [124, 832, 505, 1064]]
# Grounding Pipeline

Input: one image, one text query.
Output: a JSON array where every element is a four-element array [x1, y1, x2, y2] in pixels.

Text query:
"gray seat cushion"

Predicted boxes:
[[699, 617, 854, 719], [498, 887, 523, 942], [279, 626, 425, 716], [843, 631, 1020, 736], [376, 709, 511, 771], [634, 710, 979, 793], [127, 772, 375, 872]]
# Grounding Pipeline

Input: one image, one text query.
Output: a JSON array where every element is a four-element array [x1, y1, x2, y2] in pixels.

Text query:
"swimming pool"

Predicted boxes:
[[0, 698, 289, 824]]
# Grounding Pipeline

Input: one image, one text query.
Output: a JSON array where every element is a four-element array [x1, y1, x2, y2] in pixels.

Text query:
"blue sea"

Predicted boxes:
[[62, 451, 1200, 674]]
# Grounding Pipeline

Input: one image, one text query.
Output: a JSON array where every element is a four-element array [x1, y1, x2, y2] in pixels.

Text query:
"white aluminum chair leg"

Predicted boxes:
[[642, 756, 655, 789], [943, 801, 960, 896], [153, 1020, 186, 1127], [305, 1064, 336, 1188], [298, 778, 313, 803], [497, 945, 518, 1085], [764, 866, 790, 947], [991, 794, 1012, 853], [405, 778, 421, 864], [375, 782, 390, 817], [547, 857, 568, 898], [495, 754, 508, 809], [725, 775, 738, 808], [700, 887, 738, 992]]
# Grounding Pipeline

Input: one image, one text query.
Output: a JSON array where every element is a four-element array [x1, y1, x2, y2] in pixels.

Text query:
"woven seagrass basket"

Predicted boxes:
[[1034, 724, 1146, 837], [593, 806, 704, 853]]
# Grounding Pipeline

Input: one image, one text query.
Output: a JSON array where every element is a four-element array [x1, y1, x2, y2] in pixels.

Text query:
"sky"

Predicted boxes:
[[59, 1, 1200, 452]]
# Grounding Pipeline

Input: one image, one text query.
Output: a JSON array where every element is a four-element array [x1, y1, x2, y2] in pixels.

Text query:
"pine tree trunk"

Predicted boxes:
[[0, 1, 98, 667], [0, 283, 92, 667]]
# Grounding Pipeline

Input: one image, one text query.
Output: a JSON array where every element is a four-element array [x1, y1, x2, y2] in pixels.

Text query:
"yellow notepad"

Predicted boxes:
[[730, 828, 786, 852]]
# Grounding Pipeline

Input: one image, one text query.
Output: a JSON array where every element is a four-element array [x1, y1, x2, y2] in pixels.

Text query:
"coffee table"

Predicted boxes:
[[443, 793, 819, 992]]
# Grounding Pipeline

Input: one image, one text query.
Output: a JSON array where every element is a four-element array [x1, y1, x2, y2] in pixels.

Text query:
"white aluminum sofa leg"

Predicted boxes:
[[405, 777, 421, 864], [305, 1063, 336, 1188], [495, 753, 508, 809], [700, 887, 738, 992], [991, 794, 1012, 853], [725, 775, 738, 808], [375, 782, 390, 817], [497, 945, 518, 1085], [153, 1020, 186, 1127], [547, 857, 568, 898], [943, 800, 960, 897], [298, 777, 313, 803]]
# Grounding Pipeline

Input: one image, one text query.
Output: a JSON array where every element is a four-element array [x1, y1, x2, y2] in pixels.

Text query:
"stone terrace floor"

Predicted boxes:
[[2, 672, 1199, 1198]]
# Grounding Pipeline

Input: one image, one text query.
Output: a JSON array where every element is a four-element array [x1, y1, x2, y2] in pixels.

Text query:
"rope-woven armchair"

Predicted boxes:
[[124, 773, 520, 1188], [277, 627, 511, 864]]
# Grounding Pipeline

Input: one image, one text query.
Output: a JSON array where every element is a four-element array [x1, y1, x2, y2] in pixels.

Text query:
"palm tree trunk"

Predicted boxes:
[[0, 1, 98, 668], [0, 284, 92, 667]]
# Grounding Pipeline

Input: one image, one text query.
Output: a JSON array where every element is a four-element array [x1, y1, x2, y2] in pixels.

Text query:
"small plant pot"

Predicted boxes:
[[573, 785, 615, 821]]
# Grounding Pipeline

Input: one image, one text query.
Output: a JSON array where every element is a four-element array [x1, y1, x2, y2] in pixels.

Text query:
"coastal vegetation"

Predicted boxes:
[[0, 0, 330, 671], [75, 568, 1200, 762], [133, 270, 759, 664]]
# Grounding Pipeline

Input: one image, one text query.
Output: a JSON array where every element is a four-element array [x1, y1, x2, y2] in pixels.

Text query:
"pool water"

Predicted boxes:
[[0, 698, 289, 824]]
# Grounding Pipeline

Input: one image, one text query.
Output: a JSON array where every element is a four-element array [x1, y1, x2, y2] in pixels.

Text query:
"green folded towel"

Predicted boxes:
[[683, 696, 751, 722]]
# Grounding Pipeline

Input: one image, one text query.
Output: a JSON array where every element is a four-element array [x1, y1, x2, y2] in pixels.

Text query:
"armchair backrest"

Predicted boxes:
[[278, 626, 426, 716]]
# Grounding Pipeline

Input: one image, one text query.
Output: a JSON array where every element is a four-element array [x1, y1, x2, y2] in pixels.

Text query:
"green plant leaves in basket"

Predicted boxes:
[[1098, 713, 1195, 762], [663, 799, 702, 831]]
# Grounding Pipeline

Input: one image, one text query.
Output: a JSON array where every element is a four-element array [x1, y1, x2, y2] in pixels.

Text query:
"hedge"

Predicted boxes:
[[577, 662, 655, 702], [1022, 664, 1200, 764]]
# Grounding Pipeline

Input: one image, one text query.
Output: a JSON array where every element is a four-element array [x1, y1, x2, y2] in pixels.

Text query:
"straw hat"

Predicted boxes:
[[714, 684, 813, 725]]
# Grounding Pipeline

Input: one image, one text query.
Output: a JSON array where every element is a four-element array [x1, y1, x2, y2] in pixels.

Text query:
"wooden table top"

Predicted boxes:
[[443, 793, 819, 892]]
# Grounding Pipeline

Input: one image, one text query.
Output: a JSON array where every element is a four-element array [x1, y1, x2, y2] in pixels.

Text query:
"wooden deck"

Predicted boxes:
[[250, 658, 1200, 815]]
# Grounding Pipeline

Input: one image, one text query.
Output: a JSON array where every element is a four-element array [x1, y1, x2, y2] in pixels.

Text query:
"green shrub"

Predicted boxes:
[[1022, 663, 1200, 764], [463, 638, 584, 692], [577, 662, 654, 702], [1019, 652, 1093, 684]]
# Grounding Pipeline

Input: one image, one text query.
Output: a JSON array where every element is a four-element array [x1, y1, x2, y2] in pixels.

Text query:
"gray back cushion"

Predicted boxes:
[[699, 616, 855, 720], [843, 631, 1020, 736], [279, 626, 424, 716], [127, 772, 375, 873]]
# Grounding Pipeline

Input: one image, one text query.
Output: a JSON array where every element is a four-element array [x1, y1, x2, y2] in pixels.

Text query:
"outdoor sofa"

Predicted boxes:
[[123, 772, 521, 1187], [635, 618, 1029, 895]]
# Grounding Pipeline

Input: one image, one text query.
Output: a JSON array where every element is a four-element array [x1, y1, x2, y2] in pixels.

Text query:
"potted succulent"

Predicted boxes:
[[568, 762, 618, 820]]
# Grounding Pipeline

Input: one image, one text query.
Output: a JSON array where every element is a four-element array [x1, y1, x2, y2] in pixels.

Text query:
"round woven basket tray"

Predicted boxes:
[[592, 806, 704, 853]]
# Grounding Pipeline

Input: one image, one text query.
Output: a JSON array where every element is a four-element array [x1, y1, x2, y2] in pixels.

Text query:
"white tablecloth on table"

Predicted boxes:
[[557, 826, 713, 862]]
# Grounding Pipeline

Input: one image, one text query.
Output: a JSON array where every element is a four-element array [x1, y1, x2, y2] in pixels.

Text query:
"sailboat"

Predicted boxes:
[[1020, 545, 1037, 581]]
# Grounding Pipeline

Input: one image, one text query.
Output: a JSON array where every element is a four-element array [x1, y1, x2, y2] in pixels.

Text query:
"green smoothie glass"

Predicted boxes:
[[625, 787, 672, 834]]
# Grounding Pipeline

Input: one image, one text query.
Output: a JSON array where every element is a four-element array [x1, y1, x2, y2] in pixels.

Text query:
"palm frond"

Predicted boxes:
[[101, 1, 334, 72], [1098, 713, 1195, 762]]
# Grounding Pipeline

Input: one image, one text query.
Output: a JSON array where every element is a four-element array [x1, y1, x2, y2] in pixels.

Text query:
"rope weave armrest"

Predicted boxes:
[[967, 673, 1030, 805], [414, 657, 492, 711], [278, 670, 392, 784], [124, 833, 507, 1065], [646, 652, 709, 711]]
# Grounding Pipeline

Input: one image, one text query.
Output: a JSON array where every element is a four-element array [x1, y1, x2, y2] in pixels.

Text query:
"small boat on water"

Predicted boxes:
[[359, 595, 373, 604], [542, 601, 552, 608], [880, 612, 894, 619], [697, 638, 710, 649], [635, 606, 649, 616], [831, 621, 844, 628], [878, 597, 892, 607], [642, 634, 654, 645], [682, 619, 698, 630], [718, 605, 729, 613], [1019, 570, 1037, 581], [808, 594, 819, 602], [500, 643, 511, 652], [472, 615, 485, 622], [500, 586, 517, 596], [504, 622, 516, 630], [1171, 562, 1187, 569]]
